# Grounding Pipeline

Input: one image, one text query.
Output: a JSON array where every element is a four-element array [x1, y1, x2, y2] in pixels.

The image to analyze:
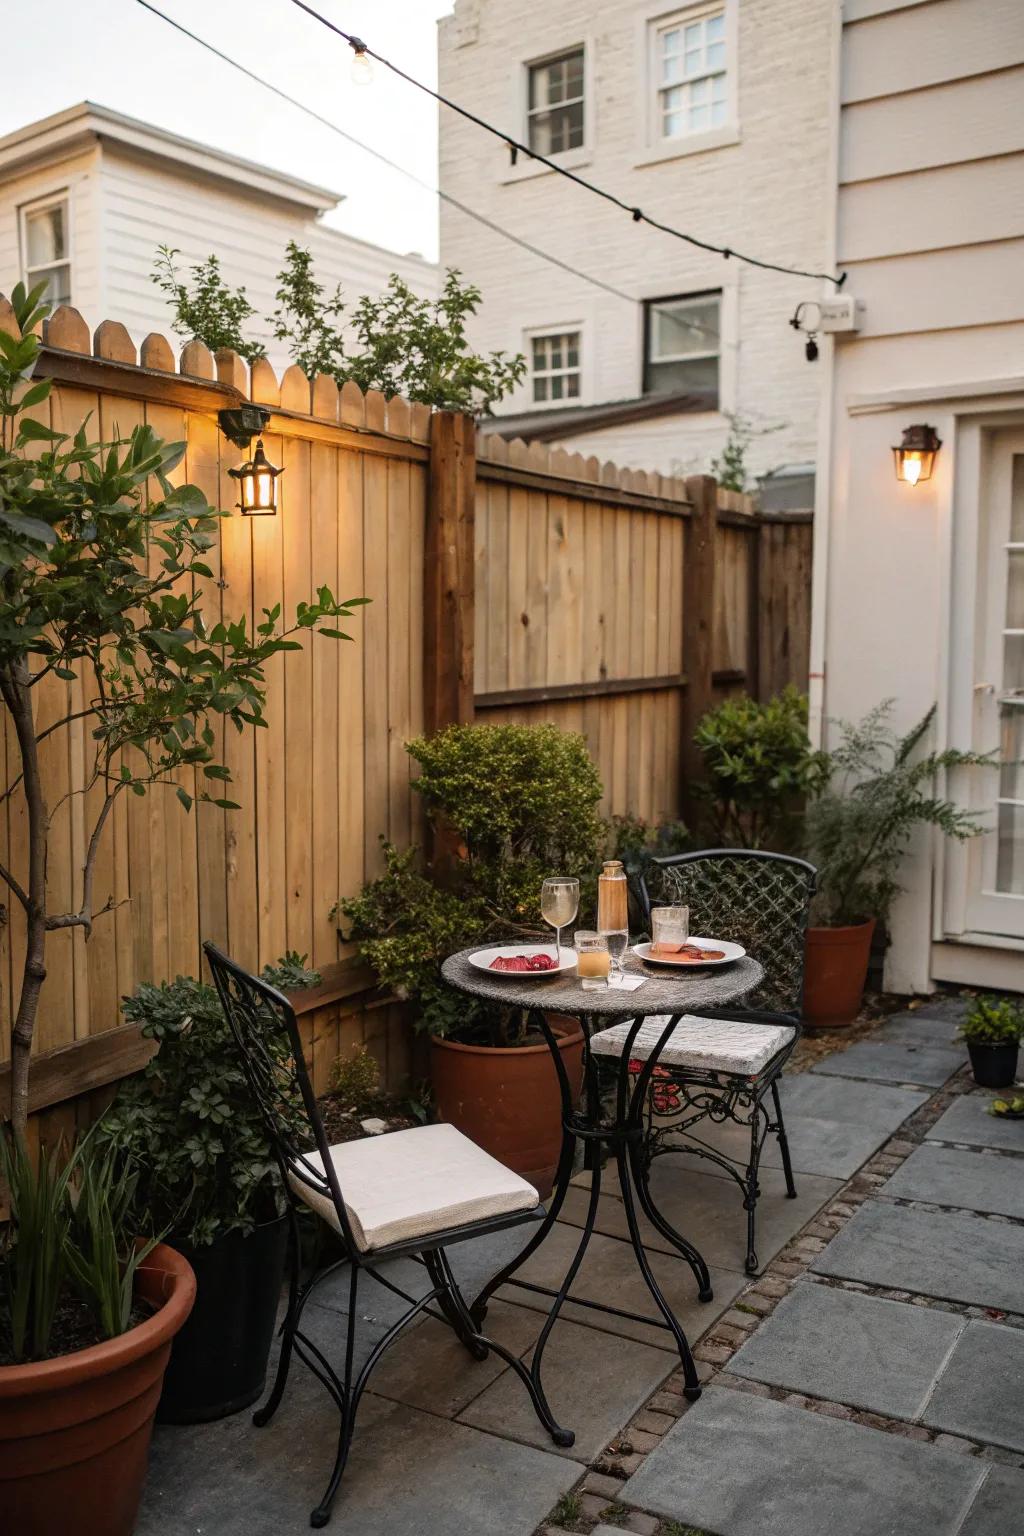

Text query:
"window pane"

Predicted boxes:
[[1007, 550, 1024, 630], [567, 374, 580, 398], [1011, 455, 1024, 542], [707, 12, 725, 40], [707, 39, 726, 70], [999, 706, 1024, 800], [997, 803, 1024, 893], [690, 77, 708, 103], [644, 353, 719, 400], [551, 375, 564, 400], [689, 103, 709, 129], [684, 23, 701, 48], [1004, 633, 1024, 692], [32, 263, 71, 308], [534, 376, 549, 402], [711, 97, 727, 126], [26, 203, 66, 265], [652, 298, 720, 359]]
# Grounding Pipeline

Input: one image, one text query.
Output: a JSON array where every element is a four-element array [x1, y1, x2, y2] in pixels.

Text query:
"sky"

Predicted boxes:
[[0, 0, 454, 259]]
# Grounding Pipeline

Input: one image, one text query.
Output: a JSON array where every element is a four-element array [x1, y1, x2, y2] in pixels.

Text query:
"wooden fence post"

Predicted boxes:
[[682, 474, 719, 828], [424, 410, 476, 733]]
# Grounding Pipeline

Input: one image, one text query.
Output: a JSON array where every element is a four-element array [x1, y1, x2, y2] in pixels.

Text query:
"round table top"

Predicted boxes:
[[441, 946, 764, 1017]]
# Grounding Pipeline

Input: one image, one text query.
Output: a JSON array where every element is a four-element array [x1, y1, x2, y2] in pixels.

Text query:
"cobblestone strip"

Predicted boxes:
[[534, 1060, 1024, 1536]]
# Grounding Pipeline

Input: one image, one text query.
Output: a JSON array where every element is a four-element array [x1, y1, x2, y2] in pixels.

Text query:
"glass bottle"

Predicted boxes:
[[597, 859, 629, 980]]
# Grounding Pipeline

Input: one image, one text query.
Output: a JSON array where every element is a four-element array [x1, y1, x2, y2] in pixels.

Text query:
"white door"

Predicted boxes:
[[965, 428, 1024, 937]]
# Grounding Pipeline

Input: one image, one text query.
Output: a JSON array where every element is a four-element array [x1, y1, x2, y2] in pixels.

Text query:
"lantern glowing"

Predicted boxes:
[[893, 424, 941, 487], [229, 439, 282, 516]]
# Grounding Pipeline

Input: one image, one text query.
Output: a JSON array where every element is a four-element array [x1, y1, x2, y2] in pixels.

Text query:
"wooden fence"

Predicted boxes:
[[0, 303, 811, 1140]]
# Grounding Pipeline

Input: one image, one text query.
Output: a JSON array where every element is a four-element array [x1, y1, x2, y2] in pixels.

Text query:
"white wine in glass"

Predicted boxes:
[[540, 877, 580, 965]]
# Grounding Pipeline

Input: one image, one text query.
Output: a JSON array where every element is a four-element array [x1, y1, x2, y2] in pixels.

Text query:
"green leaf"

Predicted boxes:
[[175, 787, 194, 813], [16, 416, 64, 443], [0, 508, 56, 546]]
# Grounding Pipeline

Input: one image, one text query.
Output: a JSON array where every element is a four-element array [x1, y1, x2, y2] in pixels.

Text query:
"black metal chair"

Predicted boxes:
[[204, 942, 573, 1529], [590, 850, 816, 1275]]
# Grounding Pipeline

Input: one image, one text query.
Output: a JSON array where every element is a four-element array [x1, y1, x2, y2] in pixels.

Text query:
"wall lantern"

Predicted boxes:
[[893, 424, 941, 487], [218, 405, 283, 515]]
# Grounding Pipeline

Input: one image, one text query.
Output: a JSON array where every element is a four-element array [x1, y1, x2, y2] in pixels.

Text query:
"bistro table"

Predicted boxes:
[[440, 945, 764, 1433]]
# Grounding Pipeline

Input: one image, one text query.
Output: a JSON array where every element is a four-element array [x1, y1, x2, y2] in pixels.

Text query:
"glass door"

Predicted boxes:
[[966, 429, 1024, 937]]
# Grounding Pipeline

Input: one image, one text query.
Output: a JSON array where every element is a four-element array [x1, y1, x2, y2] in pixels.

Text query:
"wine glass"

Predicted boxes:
[[540, 877, 580, 967]]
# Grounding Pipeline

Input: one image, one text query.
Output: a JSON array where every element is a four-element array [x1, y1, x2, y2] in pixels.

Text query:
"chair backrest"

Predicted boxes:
[[203, 941, 360, 1256], [639, 849, 817, 1018]]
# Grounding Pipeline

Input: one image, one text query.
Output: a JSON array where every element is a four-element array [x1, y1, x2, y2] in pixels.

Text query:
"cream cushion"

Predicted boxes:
[[589, 1014, 795, 1078], [287, 1122, 539, 1252]]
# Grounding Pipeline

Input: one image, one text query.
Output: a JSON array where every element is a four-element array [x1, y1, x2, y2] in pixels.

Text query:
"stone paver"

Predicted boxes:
[[559, 1162, 841, 1273], [458, 1315, 673, 1461], [619, 1388, 986, 1536], [728, 1281, 965, 1418], [495, 1223, 744, 1351], [812, 1039, 965, 1087], [923, 1321, 1024, 1453], [959, 1466, 1024, 1535], [368, 1298, 541, 1417], [883, 1142, 1024, 1219], [875, 1013, 965, 1049], [780, 1073, 930, 1126], [926, 1093, 1024, 1153], [812, 1200, 1024, 1312], [140, 1389, 579, 1536]]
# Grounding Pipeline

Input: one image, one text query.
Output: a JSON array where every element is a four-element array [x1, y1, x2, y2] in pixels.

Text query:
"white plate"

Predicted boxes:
[[469, 944, 578, 979], [633, 937, 745, 969]]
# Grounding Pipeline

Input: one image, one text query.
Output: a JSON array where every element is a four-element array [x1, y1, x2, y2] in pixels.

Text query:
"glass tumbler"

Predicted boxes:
[[650, 905, 690, 954], [574, 930, 611, 990]]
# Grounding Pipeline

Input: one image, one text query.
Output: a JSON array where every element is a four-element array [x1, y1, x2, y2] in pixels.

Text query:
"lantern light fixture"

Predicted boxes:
[[893, 424, 941, 487], [218, 406, 283, 516]]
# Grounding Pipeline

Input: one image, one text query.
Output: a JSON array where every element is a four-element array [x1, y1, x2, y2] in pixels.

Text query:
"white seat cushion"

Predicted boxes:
[[287, 1122, 539, 1252], [589, 1014, 795, 1078]]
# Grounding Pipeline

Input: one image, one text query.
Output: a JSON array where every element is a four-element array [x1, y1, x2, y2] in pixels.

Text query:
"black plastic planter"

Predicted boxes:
[[966, 1040, 1020, 1089], [157, 1213, 289, 1424]]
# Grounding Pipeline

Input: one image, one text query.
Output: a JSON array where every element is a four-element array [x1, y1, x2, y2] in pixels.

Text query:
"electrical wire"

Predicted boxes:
[[288, 0, 846, 289], [134, 0, 715, 330]]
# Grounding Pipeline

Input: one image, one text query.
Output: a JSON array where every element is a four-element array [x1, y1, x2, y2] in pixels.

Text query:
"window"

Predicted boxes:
[[531, 330, 581, 403], [527, 49, 584, 155], [655, 8, 727, 139], [643, 293, 720, 402], [21, 196, 71, 308]]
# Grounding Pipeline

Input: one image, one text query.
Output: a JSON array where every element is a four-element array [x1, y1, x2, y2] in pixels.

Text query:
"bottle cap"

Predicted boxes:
[[602, 860, 625, 874]]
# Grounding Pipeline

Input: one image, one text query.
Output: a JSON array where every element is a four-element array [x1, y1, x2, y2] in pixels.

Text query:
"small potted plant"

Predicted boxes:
[[96, 972, 307, 1423], [337, 723, 601, 1196], [959, 995, 1023, 1088], [802, 702, 993, 1028], [0, 1133, 195, 1536]]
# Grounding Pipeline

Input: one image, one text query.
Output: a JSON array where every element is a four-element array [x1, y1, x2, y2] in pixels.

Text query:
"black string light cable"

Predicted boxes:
[[289, 0, 846, 290], [134, 0, 716, 344]]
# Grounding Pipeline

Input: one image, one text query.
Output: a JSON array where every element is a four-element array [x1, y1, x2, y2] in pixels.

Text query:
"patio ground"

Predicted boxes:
[[137, 998, 1024, 1536]]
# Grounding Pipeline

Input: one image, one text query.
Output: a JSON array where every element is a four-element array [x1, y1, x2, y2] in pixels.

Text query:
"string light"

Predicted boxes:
[[288, 0, 846, 290], [349, 37, 373, 87]]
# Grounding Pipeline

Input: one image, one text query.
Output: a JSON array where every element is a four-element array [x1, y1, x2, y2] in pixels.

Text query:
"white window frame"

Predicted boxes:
[[503, 42, 592, 184], [19, 191, 73, 309], [528, 326, 583, 407], [525, 46, 586, 157], [636, 1, 739, 166], [643, 291, 722, 403]]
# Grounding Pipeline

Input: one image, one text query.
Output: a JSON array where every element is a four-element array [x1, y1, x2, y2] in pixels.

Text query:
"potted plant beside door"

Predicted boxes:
[[336, 723, 602, 1197], [802, 702, 993, 1028], [958, 995, 1024, 1088]]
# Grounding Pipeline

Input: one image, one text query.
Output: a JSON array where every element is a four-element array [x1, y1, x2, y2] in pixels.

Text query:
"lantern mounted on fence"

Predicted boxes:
[[218, 405, 283, 515], [893, 424, 941, 487]]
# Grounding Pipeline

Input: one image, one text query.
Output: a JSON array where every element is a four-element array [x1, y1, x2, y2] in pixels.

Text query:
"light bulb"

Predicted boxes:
[[350, 46, 373, 86], [903, 456, 923, 486]]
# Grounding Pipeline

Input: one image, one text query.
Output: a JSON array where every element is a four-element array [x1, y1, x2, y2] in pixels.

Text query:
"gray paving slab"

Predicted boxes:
[[619, 1387, 986, 1536], [812, 1200, 1024, 1312], [140, 1391, 580, 1536], [458, 1314, 673, 1461], [495, 1223, 744, 1351], [779, 1072, 930, 1126], [923, 1320, 1024, 1452], [812, 1038, 965, 1087], [926, 1092, 1024, 1152], [960, 1466, 1024, 1536], [728, 1280, 966, 1418], [875, 1013, 966, 1049], [368, 1298, 542, 1417], [559, 1163, 841, 1272], [883, 1142, 1024, 1219], [906, 995, 972, 1022]]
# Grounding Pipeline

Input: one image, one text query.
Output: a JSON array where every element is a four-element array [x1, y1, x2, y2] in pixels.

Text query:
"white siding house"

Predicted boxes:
[[812, 0, 1024, 994], [0, 102, 438, 366], [437, 0, 835, 490]]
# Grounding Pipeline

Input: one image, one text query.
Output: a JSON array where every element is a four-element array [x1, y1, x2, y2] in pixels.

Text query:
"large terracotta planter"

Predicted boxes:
[[803, 919, 876, 1029], [0, 1241, 197, 1536], [431, 1015, 585, 1198]]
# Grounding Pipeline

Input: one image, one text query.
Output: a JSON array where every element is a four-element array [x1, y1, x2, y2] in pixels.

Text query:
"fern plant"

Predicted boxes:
[[805, 701, 995, 927]]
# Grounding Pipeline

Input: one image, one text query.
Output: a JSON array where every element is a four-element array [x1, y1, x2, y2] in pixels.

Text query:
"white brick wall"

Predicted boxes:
[[438, 0, 834, 481]]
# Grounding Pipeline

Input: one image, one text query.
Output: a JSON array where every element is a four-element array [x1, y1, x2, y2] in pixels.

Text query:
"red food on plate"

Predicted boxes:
[[489, 952, 559, 972], [650, 943, 726, 962]]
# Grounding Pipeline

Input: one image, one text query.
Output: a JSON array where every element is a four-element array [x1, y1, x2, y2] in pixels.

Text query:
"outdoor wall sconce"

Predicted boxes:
[[218, 406, 283, 515], [893, 424, 941, 487]]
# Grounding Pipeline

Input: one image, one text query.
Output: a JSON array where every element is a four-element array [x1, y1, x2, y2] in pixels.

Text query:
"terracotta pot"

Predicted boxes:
[[803, 919, 876, 1029], [430, 1015, 585, 1198], [0, 1241, 197, 1536]]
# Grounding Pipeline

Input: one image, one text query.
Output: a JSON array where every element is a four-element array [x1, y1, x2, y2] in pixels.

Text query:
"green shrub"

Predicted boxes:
[[329, 1045, 382, 1112], [959, 995, 1024, 1046], [694, 687, 827, 848], [261, 950, 322, 990], [336, 723, 604, 1042], [96, 977, 302, 1247], [805, 702, 994, 927]]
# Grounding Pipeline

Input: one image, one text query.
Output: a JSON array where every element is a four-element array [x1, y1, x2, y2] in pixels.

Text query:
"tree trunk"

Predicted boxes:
[[5, 665, 48, 1136]]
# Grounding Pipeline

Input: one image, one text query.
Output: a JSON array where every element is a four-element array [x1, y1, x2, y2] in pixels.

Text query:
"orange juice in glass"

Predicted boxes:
[[574, 931, 610, 990]]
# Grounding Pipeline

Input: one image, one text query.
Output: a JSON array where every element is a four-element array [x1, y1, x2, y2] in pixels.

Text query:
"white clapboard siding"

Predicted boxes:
[[838, 155, 1024, 263], [837, 240, 1024, 338], [840, 66, 1024, 183], [841, 0, 1024, 103], [0, 148, 104, 322]]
